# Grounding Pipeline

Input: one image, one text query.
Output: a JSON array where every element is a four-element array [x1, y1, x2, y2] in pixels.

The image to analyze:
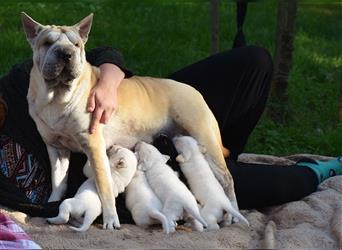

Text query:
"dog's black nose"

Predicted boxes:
[[55, 49, 72, 62]]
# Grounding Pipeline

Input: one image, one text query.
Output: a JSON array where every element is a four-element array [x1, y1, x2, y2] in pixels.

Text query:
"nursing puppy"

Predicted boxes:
[[125, 169, 171, 233], [135, 141, 207, 232], [83, 146, 138, 197], [173, 136, 249, 230], [47, 146, 137, 231], [22, 12, 237, 230]]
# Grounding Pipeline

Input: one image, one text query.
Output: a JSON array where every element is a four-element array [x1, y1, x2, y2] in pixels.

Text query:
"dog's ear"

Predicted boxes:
[[21, 12, 44, 46], [74, 13, 93, 43], [175, 154, 185, 163]]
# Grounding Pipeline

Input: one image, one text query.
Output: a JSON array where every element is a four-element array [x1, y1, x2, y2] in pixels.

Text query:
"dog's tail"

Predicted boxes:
[[149, 209, 172, 234], [184, 204, 208, 228], [223, 202, 249, 226], [69, 210, 98, 232]]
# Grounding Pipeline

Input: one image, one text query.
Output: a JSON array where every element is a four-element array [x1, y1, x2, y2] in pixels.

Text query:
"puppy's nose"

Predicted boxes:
[[55, 49, 72, 62]]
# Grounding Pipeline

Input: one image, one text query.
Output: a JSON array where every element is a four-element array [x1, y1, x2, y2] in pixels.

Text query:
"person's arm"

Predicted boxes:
[[85, 46, 133, 133], [87, 63, 124, 134]]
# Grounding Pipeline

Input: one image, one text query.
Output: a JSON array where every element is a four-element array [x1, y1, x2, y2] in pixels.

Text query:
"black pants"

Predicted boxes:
[[168, 46, 318, 209]]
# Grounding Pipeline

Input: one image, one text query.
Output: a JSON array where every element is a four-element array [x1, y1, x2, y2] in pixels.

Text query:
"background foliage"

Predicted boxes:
[[0, 0, 341, 156]]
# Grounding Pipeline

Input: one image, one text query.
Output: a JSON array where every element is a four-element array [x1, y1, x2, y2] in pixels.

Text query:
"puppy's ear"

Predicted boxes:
[[117, 158, 126, 168], [175, 154, 185, 163], [21, 12, 44, 46], [74, 13, 93, 43]]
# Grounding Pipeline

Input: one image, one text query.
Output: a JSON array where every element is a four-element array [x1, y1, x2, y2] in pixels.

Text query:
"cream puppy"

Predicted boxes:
[[47, 146, 137, 231], [135, 141, 207, 232], [83, 146, 138, 197], [173, 136, 249, 230], [125, 169, 171, 233]]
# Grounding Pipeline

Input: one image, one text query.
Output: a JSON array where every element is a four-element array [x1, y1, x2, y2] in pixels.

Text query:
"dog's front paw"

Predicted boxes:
[[102, 210, 120, 230]]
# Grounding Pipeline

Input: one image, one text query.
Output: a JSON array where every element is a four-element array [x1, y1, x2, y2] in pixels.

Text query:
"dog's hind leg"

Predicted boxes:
[[70, 209, 100, 232], [200, 205, 220, 231], [222, 201, 249, 226], [149, 209, 171, 234], [162, 199, 182, 233], [47, 200, 71, 225], [183, 212, 204, 232]]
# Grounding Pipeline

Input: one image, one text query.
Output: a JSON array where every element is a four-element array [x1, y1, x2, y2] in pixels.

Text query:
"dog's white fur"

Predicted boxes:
[[21, 13, 237, 230], [173, 136, 249, 230], [135, 141, 207, 232], [47, 146, 137, 231], [125, 169, 171, 233]]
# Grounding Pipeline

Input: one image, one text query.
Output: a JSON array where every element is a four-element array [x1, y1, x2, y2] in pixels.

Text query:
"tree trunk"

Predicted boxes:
[[210, 0, 220, 54], [268, 0, 298, 123]]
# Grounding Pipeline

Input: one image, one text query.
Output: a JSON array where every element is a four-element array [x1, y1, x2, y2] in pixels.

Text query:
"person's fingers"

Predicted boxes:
[[89, 108, 103, 134], [87, 92, 96, 112], [100, 109, 113, 124]]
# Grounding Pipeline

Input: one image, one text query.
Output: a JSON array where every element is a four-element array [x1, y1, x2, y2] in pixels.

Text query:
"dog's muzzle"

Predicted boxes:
[[42, 46, 81, 87]]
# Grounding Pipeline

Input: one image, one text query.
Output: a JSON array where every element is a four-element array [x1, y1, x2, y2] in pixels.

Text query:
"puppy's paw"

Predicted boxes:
[[221, 213, 233, 227], [207, 223, 220, 231], [191, 220, 204, 232], [102, 211, 121, 230]]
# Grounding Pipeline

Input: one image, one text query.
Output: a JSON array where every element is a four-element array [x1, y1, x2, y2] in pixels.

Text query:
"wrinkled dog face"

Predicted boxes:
[[21, 12, 93, 88]]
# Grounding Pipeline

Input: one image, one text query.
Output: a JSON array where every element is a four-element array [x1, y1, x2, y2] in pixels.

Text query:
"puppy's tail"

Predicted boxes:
[[149, 209, 171, 234], [69, 211, 98, 232], [223, 202, 249, 226], [184, 204, 208, 228]]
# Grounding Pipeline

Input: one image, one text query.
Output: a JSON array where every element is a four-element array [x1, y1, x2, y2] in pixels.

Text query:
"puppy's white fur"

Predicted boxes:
[[125, 169, 171, 233], [83, 145, 138, 197], [135, 141, 207, 232], [173, 136, 249, 230], [47, 146, 137, 231]]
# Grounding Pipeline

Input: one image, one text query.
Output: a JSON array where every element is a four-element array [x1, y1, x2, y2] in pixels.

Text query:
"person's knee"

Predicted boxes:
[[246, 46, 273, 75]]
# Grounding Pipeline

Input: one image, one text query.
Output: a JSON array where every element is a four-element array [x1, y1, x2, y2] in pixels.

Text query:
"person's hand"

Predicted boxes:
[[87, 63, 124, 134]]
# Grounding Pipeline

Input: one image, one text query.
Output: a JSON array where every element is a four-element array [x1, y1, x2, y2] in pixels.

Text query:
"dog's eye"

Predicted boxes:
[[44, 41, 52, 47], [75, 42, 80, 47]]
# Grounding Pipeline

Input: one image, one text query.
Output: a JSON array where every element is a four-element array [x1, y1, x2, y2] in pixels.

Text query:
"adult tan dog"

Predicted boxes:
[[21, 12, 237, 229]]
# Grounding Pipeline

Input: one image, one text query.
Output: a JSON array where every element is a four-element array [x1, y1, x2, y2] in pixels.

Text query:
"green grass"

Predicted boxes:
[[0, 0, 341, 156]]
